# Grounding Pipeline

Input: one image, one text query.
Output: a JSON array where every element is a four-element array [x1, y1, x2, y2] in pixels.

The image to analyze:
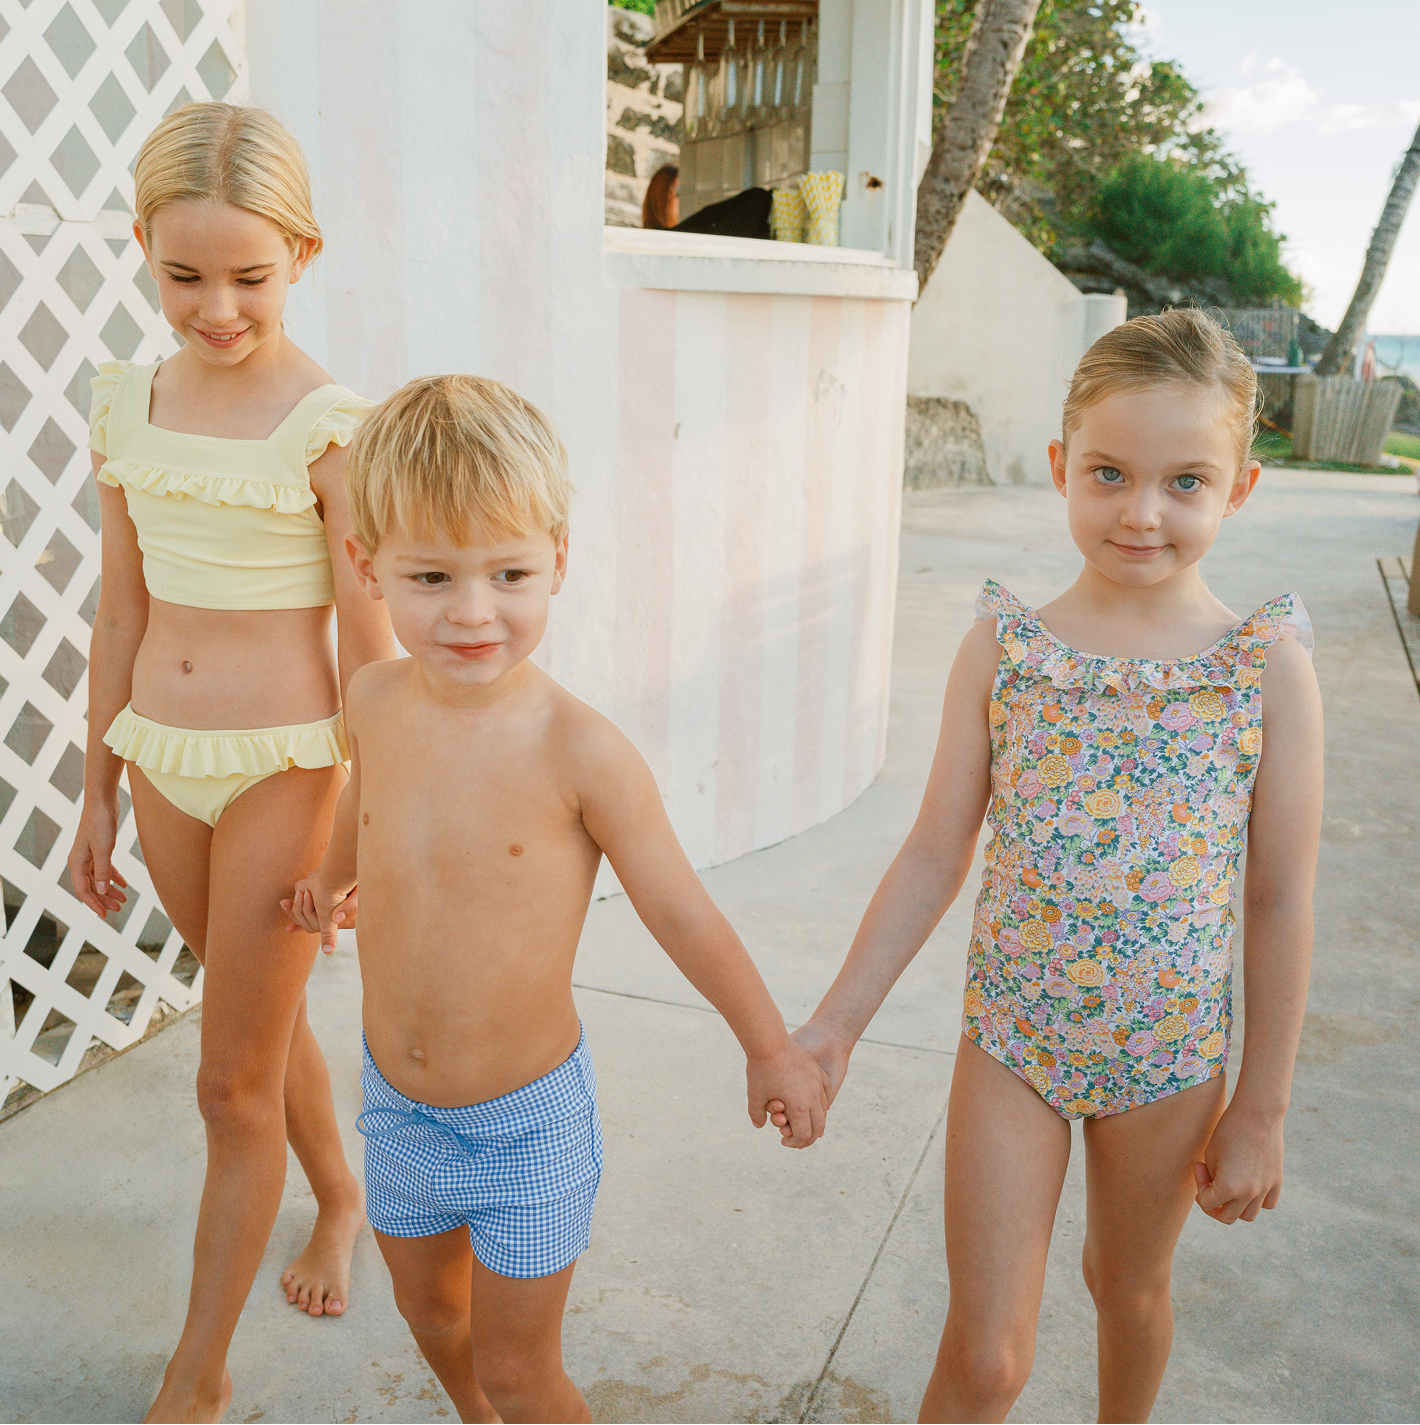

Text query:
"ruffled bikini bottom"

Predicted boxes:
[[104, 704, 348, 827]]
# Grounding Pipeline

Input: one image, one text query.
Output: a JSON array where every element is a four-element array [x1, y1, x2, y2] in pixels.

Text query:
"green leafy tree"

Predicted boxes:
[[932, 0, 1301, 303], [1085, 155, 1301, 303], [609, 0, 656, 14]]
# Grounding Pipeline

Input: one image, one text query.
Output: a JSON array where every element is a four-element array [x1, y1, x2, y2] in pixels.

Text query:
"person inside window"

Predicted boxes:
[[642, 164, 679, 229]]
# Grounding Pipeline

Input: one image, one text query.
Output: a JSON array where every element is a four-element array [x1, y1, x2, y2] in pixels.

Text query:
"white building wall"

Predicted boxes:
[[908, 189, 1127, 484], [248, 0, 920, 877]]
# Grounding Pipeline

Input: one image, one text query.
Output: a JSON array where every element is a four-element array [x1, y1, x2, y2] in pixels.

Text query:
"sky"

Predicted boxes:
[[1136, 0, 1420, 334]]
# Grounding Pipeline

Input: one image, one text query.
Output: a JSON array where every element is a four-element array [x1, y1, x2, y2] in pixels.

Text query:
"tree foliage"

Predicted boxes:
[[1087, 155, 1302, 304], [932, 0, 1302, 304]]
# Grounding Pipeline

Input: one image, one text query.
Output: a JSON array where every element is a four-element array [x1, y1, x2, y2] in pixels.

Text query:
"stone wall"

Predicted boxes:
[[606, 8, 681, 228], [903, 397, 991, 487]]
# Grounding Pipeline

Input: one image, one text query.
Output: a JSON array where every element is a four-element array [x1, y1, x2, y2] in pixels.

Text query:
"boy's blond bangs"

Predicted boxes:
[[347, 375, 571, 552], [1063, 308, 1260, 464]]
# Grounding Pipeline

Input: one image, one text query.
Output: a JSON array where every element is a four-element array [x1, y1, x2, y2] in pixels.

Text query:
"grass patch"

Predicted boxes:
[[1251, 425, 1413, 474]]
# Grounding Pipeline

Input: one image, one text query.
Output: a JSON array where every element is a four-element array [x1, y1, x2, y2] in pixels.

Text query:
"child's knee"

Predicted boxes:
[[195, 1061, 281, 1134], [1081, 1252, 1171, 1322], [471, 1343, 564, 1409], [393, 1284, 469, 1340], [943, 1329, 1034, 1406]]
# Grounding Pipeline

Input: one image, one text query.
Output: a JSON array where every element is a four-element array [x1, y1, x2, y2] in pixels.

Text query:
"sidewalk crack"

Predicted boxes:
[[799, 1094, 950, 1422]]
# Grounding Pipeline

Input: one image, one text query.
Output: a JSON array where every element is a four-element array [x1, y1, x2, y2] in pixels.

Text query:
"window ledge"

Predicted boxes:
[[603, 226, 919, 300]]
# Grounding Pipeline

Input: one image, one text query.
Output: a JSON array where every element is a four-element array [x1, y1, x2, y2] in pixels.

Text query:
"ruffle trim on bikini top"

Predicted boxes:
[[975, 579, 1313, 694], [90, 363, 370, 513], [104, 705, 349, 779], [95, 459, 323, 513]]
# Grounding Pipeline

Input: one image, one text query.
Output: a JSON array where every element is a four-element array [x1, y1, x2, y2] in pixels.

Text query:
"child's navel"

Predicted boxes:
[[509, 844, 523, 857], [363, 813, 369, 825]]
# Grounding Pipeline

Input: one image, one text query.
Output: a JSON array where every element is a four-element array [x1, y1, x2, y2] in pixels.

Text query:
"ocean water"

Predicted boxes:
[[1372, 334, 1420, 382]]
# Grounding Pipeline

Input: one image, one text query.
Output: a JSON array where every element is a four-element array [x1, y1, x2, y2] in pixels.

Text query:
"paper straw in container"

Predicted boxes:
[[771, 186, 807, 242], [799, 170, 845, 245]]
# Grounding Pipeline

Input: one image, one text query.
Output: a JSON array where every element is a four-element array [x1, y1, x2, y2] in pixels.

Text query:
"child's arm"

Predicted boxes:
[[309, 443, 397, 697], [790, 619, 999, 1101], [68, 471, 145, 918], [281, 676, 366, 952], [575, 721, 828, 1148], [1194, 635, 1322, 1224]]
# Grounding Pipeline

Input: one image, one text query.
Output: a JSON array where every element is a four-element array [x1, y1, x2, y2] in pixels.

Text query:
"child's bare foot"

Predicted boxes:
[[281, 1182, 364, 1316], [143, 1366, 232, 1423]]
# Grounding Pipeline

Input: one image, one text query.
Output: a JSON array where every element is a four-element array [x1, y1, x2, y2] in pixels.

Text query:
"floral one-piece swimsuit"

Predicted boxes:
[[963, 580, 1312, 1119]]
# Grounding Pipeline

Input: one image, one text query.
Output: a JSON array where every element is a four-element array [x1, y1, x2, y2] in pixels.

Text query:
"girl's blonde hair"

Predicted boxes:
[[133, 102, 322, 256], [1063, 308, 1260, 464], [347, 375, 571, 552]]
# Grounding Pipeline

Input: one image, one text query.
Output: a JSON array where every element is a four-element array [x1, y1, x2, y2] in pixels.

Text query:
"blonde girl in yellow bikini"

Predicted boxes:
[[781, 310, 1324, 1422], [66, 104, 394, 1421]]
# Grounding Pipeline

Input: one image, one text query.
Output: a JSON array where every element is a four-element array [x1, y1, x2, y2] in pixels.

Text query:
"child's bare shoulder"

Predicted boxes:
[[1259, 630, 1318, 698], [344, 657, 412, 725], [537, 677, 648, 793]]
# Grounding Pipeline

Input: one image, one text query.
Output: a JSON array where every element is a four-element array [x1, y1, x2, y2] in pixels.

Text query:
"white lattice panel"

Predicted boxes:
[[0, 0, 245, 1113]]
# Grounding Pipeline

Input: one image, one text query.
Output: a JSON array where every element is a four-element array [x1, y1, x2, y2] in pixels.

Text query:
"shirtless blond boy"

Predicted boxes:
[[283, 375, 828, 1423]]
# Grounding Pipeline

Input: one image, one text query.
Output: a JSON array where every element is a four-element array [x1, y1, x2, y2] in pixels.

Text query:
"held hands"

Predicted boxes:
[[747, 1035, 830, 1149], [281, 876, 358, 953], [767, 1018, 855, 1135], [67, 803, 129, 918], [1194, 1102, 1286, 1224]]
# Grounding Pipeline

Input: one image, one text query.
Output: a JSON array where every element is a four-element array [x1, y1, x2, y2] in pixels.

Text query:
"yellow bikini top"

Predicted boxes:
[[89, 360, 372, 611]]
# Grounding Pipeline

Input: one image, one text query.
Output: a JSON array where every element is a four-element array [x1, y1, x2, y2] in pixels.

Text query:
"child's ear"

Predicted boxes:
[[550, 533, 569, 595], [345, 535, 384, 599], [289, 234, 319, 283], [1223, 460, 1262, 518], [132, 220, 156, 278], [1048, 439, 1068, 496]]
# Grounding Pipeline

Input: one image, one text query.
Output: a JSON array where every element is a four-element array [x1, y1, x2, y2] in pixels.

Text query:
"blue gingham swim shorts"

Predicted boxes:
[[358, 1026, 602, 1278]]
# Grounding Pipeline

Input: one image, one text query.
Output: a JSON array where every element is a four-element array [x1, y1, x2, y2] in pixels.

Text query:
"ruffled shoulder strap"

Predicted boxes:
[[88, 361, 132, 456], [302, 387, 374, 466], [975, 579, 1054, 661], [974, 578, 1030, 625], [1228, 593, 1314, 661]]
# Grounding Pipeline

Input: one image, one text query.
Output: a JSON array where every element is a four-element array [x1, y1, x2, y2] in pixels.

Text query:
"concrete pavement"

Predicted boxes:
[[3, 471, 1418, 1423]]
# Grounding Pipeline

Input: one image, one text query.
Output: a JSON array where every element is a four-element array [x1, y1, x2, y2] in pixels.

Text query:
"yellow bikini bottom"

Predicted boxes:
[[104, 704, 348, 828]]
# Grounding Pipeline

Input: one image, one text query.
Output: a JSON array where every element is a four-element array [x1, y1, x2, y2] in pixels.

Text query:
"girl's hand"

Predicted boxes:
[[1193, 1104, 1285, 1224], [767, 1019, 856, 1132], [281, 877, 356, 954], [67, 802, 129, 918], [746, 1036, 829, 1148]]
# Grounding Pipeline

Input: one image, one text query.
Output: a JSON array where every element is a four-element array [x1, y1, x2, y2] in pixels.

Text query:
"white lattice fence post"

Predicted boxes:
[[0, 0, 245, 1115]]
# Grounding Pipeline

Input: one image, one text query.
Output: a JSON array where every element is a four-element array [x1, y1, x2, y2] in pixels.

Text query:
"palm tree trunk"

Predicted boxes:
[[1316, 121, 1420, 376], [913, 0, 1042, 298]]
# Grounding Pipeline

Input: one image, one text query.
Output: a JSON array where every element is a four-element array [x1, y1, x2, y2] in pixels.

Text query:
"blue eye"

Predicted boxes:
[[1096, 466, 1124, 484], [1175, 474, 1201, 491]]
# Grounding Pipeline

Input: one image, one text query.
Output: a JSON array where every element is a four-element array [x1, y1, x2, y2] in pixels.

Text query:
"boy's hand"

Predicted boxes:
[[281, 877, 357, 954], [747, 1037, 829, 1149], [1193, 1103, 1285, 1224], [767, 1018, 855, 1134]]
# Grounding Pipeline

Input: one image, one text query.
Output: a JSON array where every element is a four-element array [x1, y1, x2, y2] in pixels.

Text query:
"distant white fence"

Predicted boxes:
[[1292, 374, 1402, 466], [0, 0, 245, 1117]]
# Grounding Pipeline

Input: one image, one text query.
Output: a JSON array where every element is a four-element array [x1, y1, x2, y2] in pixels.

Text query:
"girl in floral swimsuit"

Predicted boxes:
[[784, 309, 1323, 1422]]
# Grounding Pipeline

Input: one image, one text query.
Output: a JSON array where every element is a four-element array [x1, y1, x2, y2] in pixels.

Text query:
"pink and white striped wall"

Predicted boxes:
[[607, 288, 908, 868], [248, 0, 915, 870]]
